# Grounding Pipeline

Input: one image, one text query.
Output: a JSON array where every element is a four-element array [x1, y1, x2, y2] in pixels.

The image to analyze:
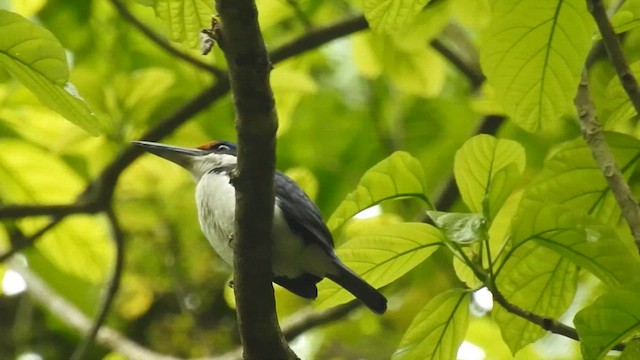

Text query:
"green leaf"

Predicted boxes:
[[574, 282, 640, 360], [601, 62, 640, 127], [327, 151, 429, 231], [512, 200, 640, 285], [154, 0, 214, 48], [316, 223, 442, 309], [393, 289, 470, 360], [454, 135, 525, 219], [494, 242, 578, 354], [620, 338, 640, 360], [0, 10, 98, 135], [480, 0, 594, 132], [363, 0, 431, 33], [524, 132, 640, 226], [427, 211, 486, 244]]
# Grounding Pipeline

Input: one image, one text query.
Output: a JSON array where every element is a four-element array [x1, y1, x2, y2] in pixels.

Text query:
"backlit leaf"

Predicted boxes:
[[393, 289, 470, 360], [327, 152, 429, 231], [154, 0, 213, 48], [493, 242, 578, 354], [0, 10, 98, 135], [575, 282, 640, 360], [512, 200, 640, 285], [524, 132, 640, 226], [480, 0, 593, 131], [454, 135, 525, 219], [601, 62, 640, 127], [363, 0, 431, 33], [316, 223, 442, 309]]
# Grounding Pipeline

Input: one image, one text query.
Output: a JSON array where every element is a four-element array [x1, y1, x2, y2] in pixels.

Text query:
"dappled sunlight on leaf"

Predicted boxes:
[[317, 223, 442, 309], [392, 289, 470, 360], [494, 243, 578, 354], [327, 151, 429, 231], [480, 0, 593, 132]]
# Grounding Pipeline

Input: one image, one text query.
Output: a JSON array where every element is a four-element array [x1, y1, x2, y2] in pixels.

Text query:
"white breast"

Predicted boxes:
[[195, 172, 336, 278], [195, 172, 236, 266]]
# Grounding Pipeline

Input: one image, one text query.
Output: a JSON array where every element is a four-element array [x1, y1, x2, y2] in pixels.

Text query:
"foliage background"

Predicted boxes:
[[1, 0, 640, 359]]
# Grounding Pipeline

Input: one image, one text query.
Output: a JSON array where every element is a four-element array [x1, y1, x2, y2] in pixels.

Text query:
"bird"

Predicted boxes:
[[133, 140, 387, 314]]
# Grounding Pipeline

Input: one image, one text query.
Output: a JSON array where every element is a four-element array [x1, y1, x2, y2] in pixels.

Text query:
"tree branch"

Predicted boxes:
[[430, 38, 485, 91], [270, 16, 368, 63], [70, 207, 125, 360], [109, 0, 225, 77], [574, 70, 640, 250], [215, 0, 294, 358], [0, 203, 96, 219], [0, 218, 62, 262], [587, 0, 640, 117], [14, 261, 183, 360]]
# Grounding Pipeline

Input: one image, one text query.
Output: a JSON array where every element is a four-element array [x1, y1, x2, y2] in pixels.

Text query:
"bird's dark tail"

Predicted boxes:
[[327, 262, 387, 314]]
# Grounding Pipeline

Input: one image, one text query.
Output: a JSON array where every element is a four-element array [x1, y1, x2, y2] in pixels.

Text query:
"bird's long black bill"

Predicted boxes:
[[132, 141, 207, 168]]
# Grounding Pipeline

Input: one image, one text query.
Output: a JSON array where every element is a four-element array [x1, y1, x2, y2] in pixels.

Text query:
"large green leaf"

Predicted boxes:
[[316, 223, 442, 309], [0, 140, 112, 286], [494, 242, 578, 354], [574, 282, 640, 360], [480, 0, 593, 132], [601, 61, 640, 128], [524, 132, 640, 226], [454, 135, 525, 219], [363, 0, 431, 33], [393, 289, 470, 360], [327, 151, 429, 231], [154, 0, 214, 48], [0, 10, 98, 135], [512, 200, 640, 285]]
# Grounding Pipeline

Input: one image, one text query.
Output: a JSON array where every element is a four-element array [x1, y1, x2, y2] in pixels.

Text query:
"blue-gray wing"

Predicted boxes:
[[274, 171, 335, 252]]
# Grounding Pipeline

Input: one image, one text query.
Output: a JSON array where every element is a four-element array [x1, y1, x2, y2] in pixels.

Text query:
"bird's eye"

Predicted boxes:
[[216, 144, 230, 151]]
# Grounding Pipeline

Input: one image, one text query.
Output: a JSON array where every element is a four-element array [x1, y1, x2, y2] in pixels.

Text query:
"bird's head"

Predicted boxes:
[[133, 140, 237, 180]]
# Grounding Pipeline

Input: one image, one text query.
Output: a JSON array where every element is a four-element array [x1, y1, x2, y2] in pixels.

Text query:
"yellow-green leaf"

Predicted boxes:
[[154, 0, 213, 48], [575, 282, 640, 360], [363, 0, 431, 33], [327, 151, 429, 231], [524, 132, 640, 227], [454, 135, 525, 219], [393, 289, 470, 360], [494, 242, 578, 354], [480, 0, 594, 132], [316, 223, 442, 309], [513, 200, 640, 285], [0, 10, 98, 135], [601, 62, 640, 128]]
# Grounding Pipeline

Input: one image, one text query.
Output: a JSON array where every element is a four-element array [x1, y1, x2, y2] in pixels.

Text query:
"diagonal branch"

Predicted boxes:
[[109, 0, 225, 77], [14, 261, 183, 360], [587, 0, 640, 118], [70, 206, 126, 360], [574, 70, 640, 250]]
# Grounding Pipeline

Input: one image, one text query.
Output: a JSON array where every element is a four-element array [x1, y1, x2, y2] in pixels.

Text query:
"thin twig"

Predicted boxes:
[[110, 0, 226, 77], [0, 202, 96, 219], [0, 218, 63, 262], [70, 207, 126, 360], [430, 38, 485, 91], [574, 70, 640, 250], [587, 0, 640, 117], [271, 16, 368, 63]]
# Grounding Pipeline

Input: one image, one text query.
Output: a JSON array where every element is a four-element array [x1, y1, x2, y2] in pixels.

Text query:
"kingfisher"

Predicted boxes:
[[133, 140, 387, 314]]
